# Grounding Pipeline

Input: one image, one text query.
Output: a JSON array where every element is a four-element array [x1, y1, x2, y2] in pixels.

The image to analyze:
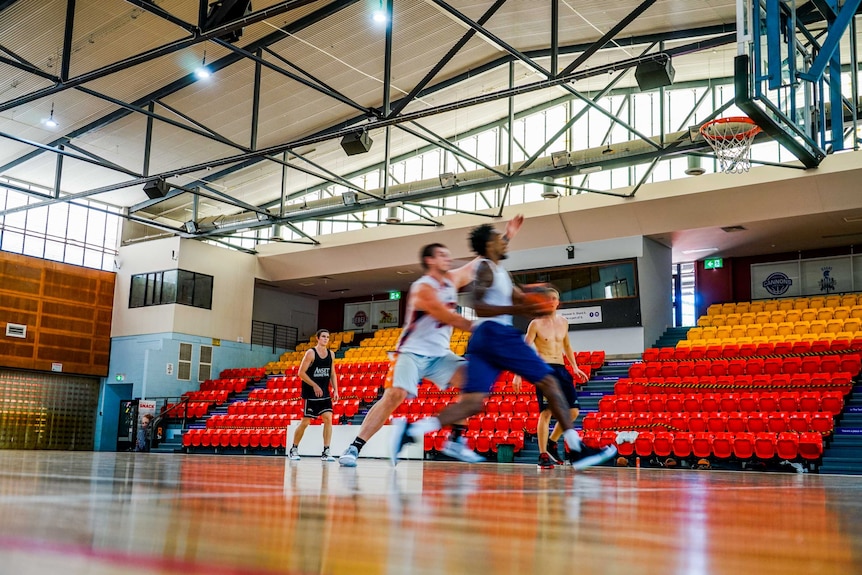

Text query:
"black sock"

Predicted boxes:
[[351, 437, 366, 453], [450, 424, 467, 443], [547, 440, 560, 458]]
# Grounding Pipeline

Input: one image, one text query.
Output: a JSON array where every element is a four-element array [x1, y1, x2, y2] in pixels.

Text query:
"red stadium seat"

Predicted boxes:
[[672, 433, 693, 458], [798, 432, 823, 460], [711, 432, 733, 459], [691, 432, 713, 459], [754, 432, 776, 459], [634, 432, 654, 457], [732, 432, 756, 459], [652, 431, 673, 458], [775, 432, 799, 459]]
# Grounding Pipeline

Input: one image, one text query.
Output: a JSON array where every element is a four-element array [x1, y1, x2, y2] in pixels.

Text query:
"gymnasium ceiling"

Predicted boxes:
[[3, 0, 862, 298]]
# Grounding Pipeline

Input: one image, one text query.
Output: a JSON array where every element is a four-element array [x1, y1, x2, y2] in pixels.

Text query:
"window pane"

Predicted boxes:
[[177, 270, 195, 305], [66, 204, 87, 242], [85, 209, 106, 247], [162, 269, 178, 303], [64, 244, 83, 266], [46, 203, 69, 240], [25, 206, 48, 235], [193, 273, 213, 309], [2, 231, 24, 252], [83, 249, 102, 270], [44, 240, 65, 262], [22, 235, 45, 258], [130, 274, 146, 308]]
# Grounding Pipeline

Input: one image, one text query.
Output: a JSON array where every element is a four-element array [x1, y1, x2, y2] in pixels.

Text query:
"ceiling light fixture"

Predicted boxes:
[[194, 50, 211, 80], [372, 0, 388, 23], [43, 103, 57, 128], [681, 247, 719, 255]]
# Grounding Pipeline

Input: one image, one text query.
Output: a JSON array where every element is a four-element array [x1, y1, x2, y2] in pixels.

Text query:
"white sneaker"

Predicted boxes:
[[441, 440, 485, 463], [321, 447, 336, 462], [288, 446, 300, 460], [570, 445, 617, 470], [339, 445, 359, 467], [390, 418, 413, 466]]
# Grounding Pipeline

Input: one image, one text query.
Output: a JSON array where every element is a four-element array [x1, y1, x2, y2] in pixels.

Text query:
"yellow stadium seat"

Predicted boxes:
[[770, 310, 787, 324], [735, 302, 751, 314], [843, 318, 862, 333], [739, 312, 756, 325], [715, 326, 732, 339], [851, 305, 862, 319], [762, 300, 780, 312], [750, 336, 769, 345], [840, 295, 858, 307], [725, 313, 742, 326], [784, 309, 802, 323], [833, 306, 851, 320], [749, 301, 766, 313], [707, 304, 723, 316], [777, 322, 794, 336], [778, 299, 795, 311], [825, 319, 844, 334], [710, 314, 727, 327], [687, 327, 704, 340], [735, 336, 753, 345], [677, 339, 692, 349], [730, 325, 747, 338], [721, 303, 736, 315], [753, 311, 771, 324], [793, 320, 811, 335], [800, 308, 817, 322], [819, 306, 835, 321], [697, 316, 713, 327], [808, 296, 825, 309], [808, 320, 827, 335], [760, 323, 778, 337], [794, 297, 810, 310], [824, 295, 842, 308], [745, 324, 762, 338], [701, 327, 718, 340]]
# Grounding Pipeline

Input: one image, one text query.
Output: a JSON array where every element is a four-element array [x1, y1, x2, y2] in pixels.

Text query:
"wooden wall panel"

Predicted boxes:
[[0, 252, 115, 376]]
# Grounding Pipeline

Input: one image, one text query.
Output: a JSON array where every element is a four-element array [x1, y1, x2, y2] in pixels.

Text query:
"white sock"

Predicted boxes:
[[563, 429, 582, 452], [409, 417, 441, 439]]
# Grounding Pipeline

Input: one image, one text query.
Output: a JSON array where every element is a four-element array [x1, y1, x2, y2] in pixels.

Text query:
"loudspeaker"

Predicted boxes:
[[635, 58, 675, 91], [143, 179, 170, 199], [340, 132, 373, 156], [204, 1, 252, 43]]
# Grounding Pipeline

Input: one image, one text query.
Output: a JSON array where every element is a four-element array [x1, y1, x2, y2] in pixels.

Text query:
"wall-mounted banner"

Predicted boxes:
[[371, 300, 400, 328], [752, 255, 855, 299], [559, 306, 603, 325], [344, 302, 372, 332]]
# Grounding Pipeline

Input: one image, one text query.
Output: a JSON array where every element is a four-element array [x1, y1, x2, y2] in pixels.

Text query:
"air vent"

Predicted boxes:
[[330, 288, 350, 292], [721, 225, 747, 233], [5, 323, 26, 338]]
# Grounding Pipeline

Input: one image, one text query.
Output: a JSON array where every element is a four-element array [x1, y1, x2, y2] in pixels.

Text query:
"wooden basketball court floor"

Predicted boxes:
[[1, 451, 862, 575]]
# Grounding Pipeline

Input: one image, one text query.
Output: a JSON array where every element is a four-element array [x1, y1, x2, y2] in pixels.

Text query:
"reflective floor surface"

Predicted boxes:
[[1, 451, 862, 575]]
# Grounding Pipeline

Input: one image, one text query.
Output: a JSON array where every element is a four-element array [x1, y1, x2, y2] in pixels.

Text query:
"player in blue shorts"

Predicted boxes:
[[393, 223, 617, 469]]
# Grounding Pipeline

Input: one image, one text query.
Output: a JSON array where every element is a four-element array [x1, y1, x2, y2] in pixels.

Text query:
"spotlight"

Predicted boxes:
[[342, 191, 358, 206], [195, 50, 211, 79], [183, 220, 199, 234], [203, 0, 252, 43], [551, 151, 570, 168], [385, 205, 401, 224], [256, 210, 271, 222], [579, 165, 603, 175], [372, 0, 388, 23], [439, 173, 457, 188], [43, 103, 58, 128]]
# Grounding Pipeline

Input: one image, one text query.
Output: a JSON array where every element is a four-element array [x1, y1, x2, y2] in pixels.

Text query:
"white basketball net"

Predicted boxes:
[[700, 118, 761, 174]]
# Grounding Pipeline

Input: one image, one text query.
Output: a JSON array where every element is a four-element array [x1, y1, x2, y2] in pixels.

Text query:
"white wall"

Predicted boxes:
[[112, 237, 180, 337], [112, 238, 257, 342], [175, 239, 257, 342], [638, 237, 673, 350], [252, 287, 319, 340]]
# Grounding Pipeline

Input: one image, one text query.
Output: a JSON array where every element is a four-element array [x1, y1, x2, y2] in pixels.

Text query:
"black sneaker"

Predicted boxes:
[[546, 441, 563, 465], [537, 453, 555, 469], [569, 444, 618, 470]]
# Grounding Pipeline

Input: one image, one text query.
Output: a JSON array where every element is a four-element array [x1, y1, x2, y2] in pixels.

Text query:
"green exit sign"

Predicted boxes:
[[704, 257, 724, 270], [389, 291, 401, 300]]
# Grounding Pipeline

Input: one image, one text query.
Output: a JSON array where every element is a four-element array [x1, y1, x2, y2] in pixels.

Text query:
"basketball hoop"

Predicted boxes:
[[699, 116, 761, 174]]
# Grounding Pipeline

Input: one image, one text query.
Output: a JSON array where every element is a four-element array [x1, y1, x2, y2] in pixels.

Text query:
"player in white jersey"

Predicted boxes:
[[393, 222, 617, 469], [338, 216, 524, 467]]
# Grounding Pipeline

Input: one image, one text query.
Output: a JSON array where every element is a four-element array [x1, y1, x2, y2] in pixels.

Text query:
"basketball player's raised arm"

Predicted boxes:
[[413, 283, 473, 332], [298, 349, 323, 397]]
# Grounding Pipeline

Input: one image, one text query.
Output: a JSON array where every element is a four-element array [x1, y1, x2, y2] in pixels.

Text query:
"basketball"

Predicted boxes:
[[521, 284, 557, 315]]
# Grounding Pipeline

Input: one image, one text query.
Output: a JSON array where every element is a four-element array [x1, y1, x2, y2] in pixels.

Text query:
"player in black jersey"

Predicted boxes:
[[289, 329, 340, 461]]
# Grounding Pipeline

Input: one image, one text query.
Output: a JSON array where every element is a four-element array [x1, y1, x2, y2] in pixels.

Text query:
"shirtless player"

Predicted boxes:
[[515, 288, 589, 469]]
